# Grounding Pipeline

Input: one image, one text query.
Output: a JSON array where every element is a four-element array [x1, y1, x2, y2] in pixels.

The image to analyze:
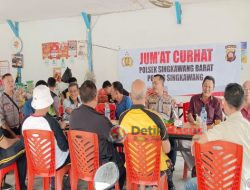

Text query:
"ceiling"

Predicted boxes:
[[0, 0, 224, 23]]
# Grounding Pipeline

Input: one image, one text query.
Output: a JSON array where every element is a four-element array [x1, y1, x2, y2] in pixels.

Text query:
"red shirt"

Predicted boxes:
[[188, 94, 223, 125], [241, 107, 250, 122]]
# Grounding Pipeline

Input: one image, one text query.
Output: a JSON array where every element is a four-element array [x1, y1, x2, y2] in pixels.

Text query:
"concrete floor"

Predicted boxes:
[[6, 152, 191, 190]]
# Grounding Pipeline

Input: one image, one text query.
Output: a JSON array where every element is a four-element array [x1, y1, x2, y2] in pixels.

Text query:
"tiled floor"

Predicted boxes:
[[5, 153, 191, 189]]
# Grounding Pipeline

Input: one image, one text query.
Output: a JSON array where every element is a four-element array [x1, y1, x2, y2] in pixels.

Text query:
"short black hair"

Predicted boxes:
[[202, 75, 215, 86], [102, 80, 111, 89], [80, 80, 97, 103], [154, 74, 165, 83], [47, 77, 56, 87], [2, 73, 12, 80], [68, 77, 77, 84], [224, 83, 244, 110], [112, 81, 124, 94], [35, 80, 48, 87], [68, 82, 79, 89]]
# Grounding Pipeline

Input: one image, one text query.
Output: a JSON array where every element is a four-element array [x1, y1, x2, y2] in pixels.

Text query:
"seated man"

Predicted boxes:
[[97, 80, 113, 103], [63, 83, 82, 121], [185, 83, 250, 190], [242, 80, 250, 122], [69, 80, 125, 189], [22, 85, 69, 170], [187, 76, 223, 125], [0, 128, 26, 190], [146, 74, 176, 189], [119, 79, 171, 190], [62, 77, 77, 99], [180, 75, 223, 176], [111, 81, 132, 119]]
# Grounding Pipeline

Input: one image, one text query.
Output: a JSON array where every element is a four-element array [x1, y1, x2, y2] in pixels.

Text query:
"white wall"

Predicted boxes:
[[0, 0, 249, 101], [0, 16, 87, 88]]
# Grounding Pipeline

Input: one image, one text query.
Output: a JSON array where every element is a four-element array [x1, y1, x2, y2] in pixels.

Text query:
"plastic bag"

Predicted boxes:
[[61, 67, 72, 83]]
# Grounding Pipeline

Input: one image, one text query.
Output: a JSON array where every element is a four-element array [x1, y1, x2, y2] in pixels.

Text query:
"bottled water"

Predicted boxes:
[[200, 106, 207, 134], [104, 103, 110, 120]]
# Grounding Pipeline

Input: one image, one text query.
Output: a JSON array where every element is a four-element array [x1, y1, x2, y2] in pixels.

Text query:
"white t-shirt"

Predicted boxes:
[[22, 114, 69, 169], [206, 111, 250, 190]]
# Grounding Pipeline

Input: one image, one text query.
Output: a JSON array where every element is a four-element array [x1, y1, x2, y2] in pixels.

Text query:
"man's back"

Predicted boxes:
[[206, 112, 250, 189], [70, 104, 122, 166], [119, 104, 170, 171], [22, 114, 69, 169]]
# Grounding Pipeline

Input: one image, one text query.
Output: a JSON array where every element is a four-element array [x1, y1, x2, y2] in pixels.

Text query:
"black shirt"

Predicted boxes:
[[69, 104, 123, 166]]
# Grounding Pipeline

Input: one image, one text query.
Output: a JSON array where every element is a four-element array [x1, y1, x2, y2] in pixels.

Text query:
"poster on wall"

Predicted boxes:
[[42, 43, 51, 65], [68, 40, 77, 57], [49, 42, 60, 65], [241, 42, 247, 64], [41, 40, 87, 66], [12, 54, 23, 68], [53, 67, 62, 82], [68, 40, 77, 64], [118, 42, 243, 96], [59, 42, 69, 68], [42, 43, 51, 59], [77, 40, 85, 60]]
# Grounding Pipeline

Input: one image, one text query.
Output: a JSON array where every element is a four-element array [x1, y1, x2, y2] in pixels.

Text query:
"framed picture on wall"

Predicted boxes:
[[12, 54, 23, 68]]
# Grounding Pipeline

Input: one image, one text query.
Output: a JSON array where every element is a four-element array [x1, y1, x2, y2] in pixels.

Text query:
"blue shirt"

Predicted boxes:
[[115, 95, 132, 119], [22, 98, 34, 117]]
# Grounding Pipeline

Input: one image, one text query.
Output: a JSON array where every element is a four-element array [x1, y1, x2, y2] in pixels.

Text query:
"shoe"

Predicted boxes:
[[2, 182, 12, 190], [168, 180, 176, 190], [191, 166, 196, 178], [167, 171, 176, 190], [169, 186, 176, 190]]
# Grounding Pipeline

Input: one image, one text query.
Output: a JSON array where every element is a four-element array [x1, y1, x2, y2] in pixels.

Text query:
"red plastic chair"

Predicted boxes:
[[0, 162, 20, 190], [68, 130, 119, 190], [124, 134, 168, 190], [183, 102, 190, 123], [182, 102, 190, 180], [95, 103, 116, 120], [23, 130, 70, 190], [194, 141, 243, 190]]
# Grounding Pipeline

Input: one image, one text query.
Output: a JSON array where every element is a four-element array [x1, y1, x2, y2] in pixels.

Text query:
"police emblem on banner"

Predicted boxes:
[[122, 52, 133, 67], [225, 45, 236, 62]]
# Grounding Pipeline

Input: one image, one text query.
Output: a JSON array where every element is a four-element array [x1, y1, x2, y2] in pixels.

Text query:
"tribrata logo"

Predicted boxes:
[[122, 52, 133, 67], [109, 125, 127, 142], [225, 45, 236, 62]]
